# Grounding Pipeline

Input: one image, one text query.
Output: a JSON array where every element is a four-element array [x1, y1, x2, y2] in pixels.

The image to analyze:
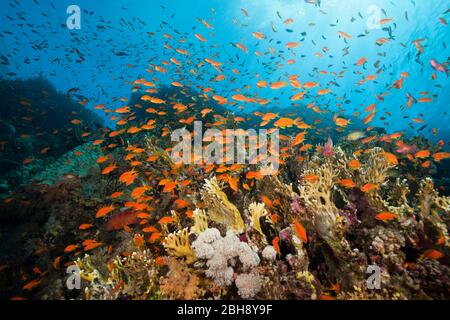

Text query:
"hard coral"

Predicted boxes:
[[201, 177, 245, 233], [299, 160, 340, 240], [163, 228, 197, 264]]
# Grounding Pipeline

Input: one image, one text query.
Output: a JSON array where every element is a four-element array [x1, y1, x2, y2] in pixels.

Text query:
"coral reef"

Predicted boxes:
[[1, 84, 449, 301], [76, 249, 159, 300], [0, 77, 103, 191]]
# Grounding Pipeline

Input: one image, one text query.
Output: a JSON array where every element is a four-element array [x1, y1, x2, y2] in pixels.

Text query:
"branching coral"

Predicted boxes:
[[362, 148, 395, 186], [386, 178, 414, 217], [359, 147, 396, 211], [163, 228, 197, 264], [299, 160, 340, 240], [201, 177, 245, 233], [418, 178, 450, 216], [418, 178, 450, 246], [115, 250, 160, 299], [190, 208, 209, 235], [298, 155, 369, 290]]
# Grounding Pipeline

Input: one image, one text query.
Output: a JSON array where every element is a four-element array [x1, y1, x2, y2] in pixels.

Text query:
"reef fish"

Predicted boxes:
[[105, 210, 140, 231]]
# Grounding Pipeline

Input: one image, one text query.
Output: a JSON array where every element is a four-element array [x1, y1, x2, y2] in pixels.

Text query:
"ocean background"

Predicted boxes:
[[1, 0, 449, 144]]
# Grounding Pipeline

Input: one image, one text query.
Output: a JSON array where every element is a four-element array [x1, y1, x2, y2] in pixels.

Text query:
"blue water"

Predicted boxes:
[[1, 0, 449, 144]]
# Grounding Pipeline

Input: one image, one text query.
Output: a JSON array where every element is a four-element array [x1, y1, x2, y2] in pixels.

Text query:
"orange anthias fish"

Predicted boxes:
[[293, 219, 307, 243], [304, 174, 320, 183], [270, 81, 287, 89], [303, 81, 318, 89], [131, 186, 150, 199], [433, 152, 450, 162], [355, 57, 367, 66], [383, 152, 399, 165], [274, 117, 296, 128], [119, 169, 138, 186], [227, 175, 239, 192], [22, 279, 41, 291], [82, 239, 103, 251], [415, 150, 430, 159], [361, 183, 378, 193], [79, 223, 93, 230], [421, 249, 443, 260], [194, 33, 207, 42], [348, 159, 361, 169], [158, 216, 176, 224], [252, 31, 266, 40], [163, 181, 177, 192], [64, 244, 79, 253], [272, 236, 281, 256], [375, 212, 397, 221], [339, 179, 356, 188], [338, 31, 351, 39], [291, 132, 306, 146], [102, 164, 117, 175], [96, 205, 116, 218], [333, 115, 350, 127]]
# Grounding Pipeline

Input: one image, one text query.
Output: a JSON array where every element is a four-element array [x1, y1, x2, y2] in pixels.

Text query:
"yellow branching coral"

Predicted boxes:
[[75, 254, 104, 284], [164, 228, 197, 264], [418, 178, 450, 215], [75, 254, 119, 300], [190, 208, 209, 235], [299, 160, 339, 240], [386, 178, 414, 217], [248, 202, 267, 236], [359, 147, 396, 211], [362, 147, 395, 186], [201, 177, 245, 233], [418, 178, 450, 245]]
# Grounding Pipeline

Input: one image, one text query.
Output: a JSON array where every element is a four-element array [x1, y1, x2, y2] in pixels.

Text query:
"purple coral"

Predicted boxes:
[[291, 196, 303, 215]]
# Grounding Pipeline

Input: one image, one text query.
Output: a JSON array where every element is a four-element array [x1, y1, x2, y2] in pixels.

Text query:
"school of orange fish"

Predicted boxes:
[[1, 2, 450, 300]]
